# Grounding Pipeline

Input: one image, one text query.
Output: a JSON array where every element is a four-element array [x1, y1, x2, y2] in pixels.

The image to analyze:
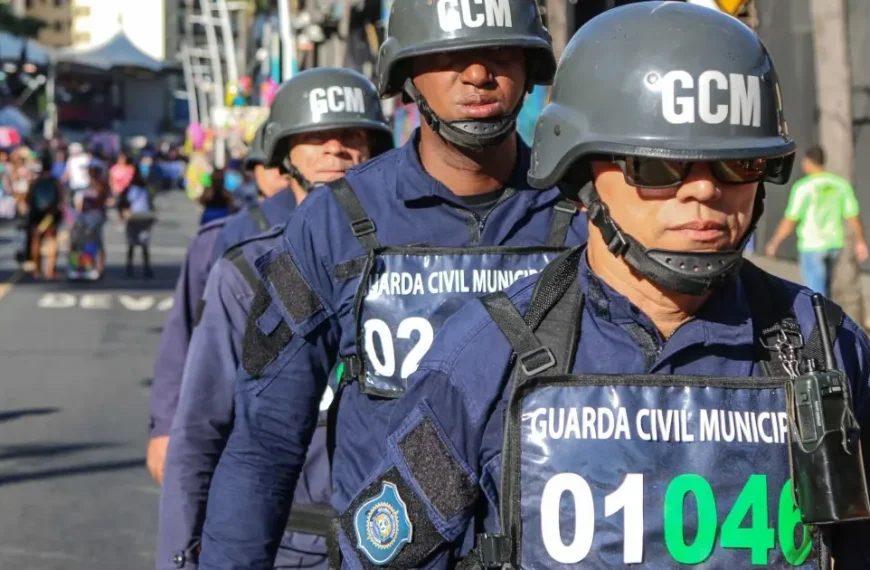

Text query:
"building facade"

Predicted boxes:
[[14, 0, 178, 61], [18, 0, 73, 48]]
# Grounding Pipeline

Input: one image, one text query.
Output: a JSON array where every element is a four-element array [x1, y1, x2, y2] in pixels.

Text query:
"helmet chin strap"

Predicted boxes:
[[282, 158, 315, 193], [402, 78, 521, 151], [573, 181, 766, 296]]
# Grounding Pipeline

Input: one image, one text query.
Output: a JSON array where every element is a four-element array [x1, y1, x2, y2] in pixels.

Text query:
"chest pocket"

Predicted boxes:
[[228, 247, 295, 380]]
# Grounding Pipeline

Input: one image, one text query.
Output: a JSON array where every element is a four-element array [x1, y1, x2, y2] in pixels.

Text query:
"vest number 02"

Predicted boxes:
[[363, 318, 434, 378], [540, 473, 811, 565]]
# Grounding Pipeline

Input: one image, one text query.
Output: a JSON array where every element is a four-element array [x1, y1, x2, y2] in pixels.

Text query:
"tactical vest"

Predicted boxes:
[[331, 178, 577, 398], [468, 246, 843, 570], [225, 242, 337, 539], [325, 178, 577, 566]]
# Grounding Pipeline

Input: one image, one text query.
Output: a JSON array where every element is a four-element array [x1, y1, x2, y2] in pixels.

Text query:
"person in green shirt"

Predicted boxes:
[[765, 144, 869, 297]]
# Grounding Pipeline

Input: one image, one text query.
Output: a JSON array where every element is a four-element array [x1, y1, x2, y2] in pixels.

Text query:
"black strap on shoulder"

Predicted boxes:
[[476, 247, 585, 569], [482, 293, 558, 378], [224, 246, 259, 290], [481, 246, 586, 381], [328, 178, 380, 252], [524, 246, 585, 332], [545, 199, 578, 247], [247, 203, 269, 231], [284, 503, 336, 536], [741, 261, 843, 377]]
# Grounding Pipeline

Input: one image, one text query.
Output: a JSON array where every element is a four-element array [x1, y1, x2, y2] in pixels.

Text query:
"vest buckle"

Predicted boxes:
[[518, 346, 556, 377], [553, 202, 578, 215], [350, 217, 376, 237], [477, 533, 511, 568]]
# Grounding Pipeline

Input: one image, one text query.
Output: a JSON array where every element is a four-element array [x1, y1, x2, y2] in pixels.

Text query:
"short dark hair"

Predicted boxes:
[[805, 145, 826, 166]]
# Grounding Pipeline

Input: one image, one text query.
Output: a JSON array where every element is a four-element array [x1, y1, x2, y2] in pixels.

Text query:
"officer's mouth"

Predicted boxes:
[[316, 170, 348, 180], [666, 220, 729, 244], [456, 94, 504, 119]]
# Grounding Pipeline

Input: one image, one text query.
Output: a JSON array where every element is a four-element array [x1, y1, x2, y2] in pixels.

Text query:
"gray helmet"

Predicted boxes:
[[377, 0, 556, 150], [243, 122, 267, 169], [528, 1, 796, 296], [262, 67, 393, 188]]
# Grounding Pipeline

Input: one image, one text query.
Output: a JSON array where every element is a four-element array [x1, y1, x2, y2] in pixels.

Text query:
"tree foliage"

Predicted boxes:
[[0, 4, 47, 39]]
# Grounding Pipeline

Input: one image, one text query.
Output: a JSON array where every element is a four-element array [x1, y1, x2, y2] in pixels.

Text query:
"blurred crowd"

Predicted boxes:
[[0, 139, 187, 280]]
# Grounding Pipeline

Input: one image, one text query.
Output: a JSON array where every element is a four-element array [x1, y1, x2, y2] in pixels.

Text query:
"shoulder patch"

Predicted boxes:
[[354, 481, 413, 566]]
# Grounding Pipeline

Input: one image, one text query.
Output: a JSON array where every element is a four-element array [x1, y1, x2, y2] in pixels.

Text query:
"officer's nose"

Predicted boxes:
[[460, 61, 496, 89], [321, 137, 346, 155], [675, 163, 722, 203]]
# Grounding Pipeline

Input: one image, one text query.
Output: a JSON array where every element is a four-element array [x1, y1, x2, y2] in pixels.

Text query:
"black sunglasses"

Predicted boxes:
[[608, 155, 789, 189]]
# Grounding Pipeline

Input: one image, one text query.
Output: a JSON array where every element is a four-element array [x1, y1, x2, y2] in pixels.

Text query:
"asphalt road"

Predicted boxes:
[[0, 190, 198, 569]]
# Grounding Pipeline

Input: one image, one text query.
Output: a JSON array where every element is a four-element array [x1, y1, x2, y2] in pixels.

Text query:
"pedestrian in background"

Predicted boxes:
[[197, 169, 234, 225], [50, 149, 66, 180], [62, 142, 91, 198], [118, 166, 156, 279], [109, 152, 135, 197], [7, 146, 34, 217], [74, 162, 111, 276], [26, 153, 63, 279], [766, 144, 869, 297]]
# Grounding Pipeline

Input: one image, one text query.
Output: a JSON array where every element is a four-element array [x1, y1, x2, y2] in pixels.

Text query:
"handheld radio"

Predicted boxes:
[[790, 294, 870, 524]]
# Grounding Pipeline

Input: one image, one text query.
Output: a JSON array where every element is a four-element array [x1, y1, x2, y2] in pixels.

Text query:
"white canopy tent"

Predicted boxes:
[[52, 31, 175, 137], [55, 31, 166, 72]]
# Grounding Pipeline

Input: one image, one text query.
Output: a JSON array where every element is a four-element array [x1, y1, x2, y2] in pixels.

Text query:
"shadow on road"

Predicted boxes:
[[12, 263, 181, 293], [0, 442, 119, 461], [0, 408, 59, 423], [140, 378, 153, 388], [0, 458, 145, 486]]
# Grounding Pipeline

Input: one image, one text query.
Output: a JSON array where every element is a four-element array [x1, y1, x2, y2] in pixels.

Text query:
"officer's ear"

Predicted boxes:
[[524, 52, 533, 95]]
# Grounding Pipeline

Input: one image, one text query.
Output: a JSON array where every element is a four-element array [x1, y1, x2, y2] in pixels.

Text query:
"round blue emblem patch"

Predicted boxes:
[[354, 481, 413, 565]]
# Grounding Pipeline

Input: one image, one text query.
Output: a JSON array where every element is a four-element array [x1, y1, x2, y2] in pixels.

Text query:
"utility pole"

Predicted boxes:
[[545, 0, 570, 61], [180, 45, 200, 125], [810, 0, 865, 326], [215, 0, 239, 87], [196, 0, 226, 167], [277, 0, 296, 81], [335, 0, 353, 67]]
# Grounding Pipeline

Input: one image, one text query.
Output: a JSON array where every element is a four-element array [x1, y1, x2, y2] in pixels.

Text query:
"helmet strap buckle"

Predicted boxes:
[[586, 198, 629, 257]]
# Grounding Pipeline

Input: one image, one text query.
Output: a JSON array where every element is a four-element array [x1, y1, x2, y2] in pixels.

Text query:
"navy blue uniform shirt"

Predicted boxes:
[[155, 190, 298, 570], [158, 225, 329, 570], [337, 250, 870, 569], [149, 190, 294, 438], [210, 189, 296, 267], [150, 219, 225, 437], [199, 133, 589, 569]]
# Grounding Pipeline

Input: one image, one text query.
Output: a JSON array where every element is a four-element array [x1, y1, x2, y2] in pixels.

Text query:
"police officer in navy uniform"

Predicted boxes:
[[210, 124, 295, 265], [199, 0, 588, 566], [336, 3, 870, 569], [156, 68, 392, 570], [147, 123, 287, 484]]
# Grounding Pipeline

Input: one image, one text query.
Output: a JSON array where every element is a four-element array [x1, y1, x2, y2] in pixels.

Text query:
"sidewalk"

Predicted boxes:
[[746, 253, 870, 328]]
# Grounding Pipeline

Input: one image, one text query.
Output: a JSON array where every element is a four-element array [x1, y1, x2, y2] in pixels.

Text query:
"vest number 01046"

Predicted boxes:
[[540, 473, 811, 565], [364, 318, 434, 378]]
